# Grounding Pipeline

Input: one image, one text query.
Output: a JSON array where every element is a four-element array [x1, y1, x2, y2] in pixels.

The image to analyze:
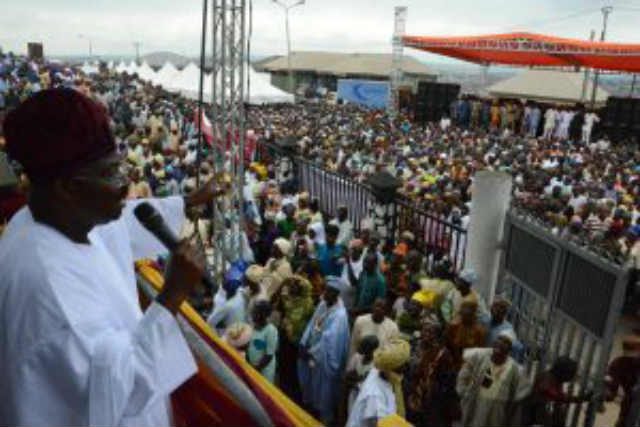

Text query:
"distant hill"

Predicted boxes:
[[142, 51, 192, 69]]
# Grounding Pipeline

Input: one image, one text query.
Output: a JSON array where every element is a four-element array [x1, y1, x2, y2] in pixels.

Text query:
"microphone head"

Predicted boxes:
[[134, 202, 164, 230]]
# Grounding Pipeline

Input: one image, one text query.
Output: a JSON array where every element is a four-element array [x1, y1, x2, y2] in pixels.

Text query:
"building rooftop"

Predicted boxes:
[[255, 51, 435, 78]]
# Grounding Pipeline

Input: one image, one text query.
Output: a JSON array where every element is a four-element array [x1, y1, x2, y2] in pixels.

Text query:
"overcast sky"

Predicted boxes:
[[2, 0, 640, 63]]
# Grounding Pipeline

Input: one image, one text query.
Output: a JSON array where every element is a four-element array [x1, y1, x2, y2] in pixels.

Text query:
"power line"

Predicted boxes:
[[616, 6, 640, 12], [503, 7, 601, 32]]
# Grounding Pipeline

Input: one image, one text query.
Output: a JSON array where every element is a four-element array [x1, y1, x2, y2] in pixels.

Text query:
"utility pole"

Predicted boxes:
[[581, 30, 595, 103], [133, 41, 142, 64], [590, 6, 613, 107], [272, 0, 305, 94], [77, 34, 93, 58]]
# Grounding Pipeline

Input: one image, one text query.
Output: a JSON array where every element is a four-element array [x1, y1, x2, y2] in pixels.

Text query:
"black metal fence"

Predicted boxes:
[[499, 210, 628, 427], [256, 141, 468, 271]]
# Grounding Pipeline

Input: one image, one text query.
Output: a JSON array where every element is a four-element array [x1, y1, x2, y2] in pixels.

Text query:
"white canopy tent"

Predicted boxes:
[[80, 61, 99, 75], [115, 61, 127, 73], [246, 68, 293, 104], [136, 61, 156, 82], [113, 60, 293, 104], [124, 61, 138, 75], [172, 62, 201, 94], [181, 65, 293, 104], [152, 62, 181, 88]]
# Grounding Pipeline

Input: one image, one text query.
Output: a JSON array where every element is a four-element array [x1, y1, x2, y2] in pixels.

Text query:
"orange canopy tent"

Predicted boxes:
[[402, 32, 640, 73]]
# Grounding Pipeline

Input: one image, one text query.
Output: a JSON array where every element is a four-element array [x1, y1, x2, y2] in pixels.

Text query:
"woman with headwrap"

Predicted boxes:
[[406, 322, 459, 427], [346, 338, 411, 427], [263, 237, 293, 298], [446, 298, 487, 367], [275, 275, 315, 401]]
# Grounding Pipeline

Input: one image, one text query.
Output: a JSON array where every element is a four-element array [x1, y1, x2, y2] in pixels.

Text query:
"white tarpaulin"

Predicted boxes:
[[153, 62, 181, 88], [124, 61, 137, 74], [172, 62, 201, 93], [136, 61, 156, 82], [80, 61, 99, 75], [115, 61, 127, 73], [114, 60, 293, 104], [247, 68, 293, 104]]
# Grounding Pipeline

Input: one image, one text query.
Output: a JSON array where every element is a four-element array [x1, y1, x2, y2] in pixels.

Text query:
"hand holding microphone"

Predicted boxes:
[[184, 176, 231, 209], [134, 202, 212, 315]]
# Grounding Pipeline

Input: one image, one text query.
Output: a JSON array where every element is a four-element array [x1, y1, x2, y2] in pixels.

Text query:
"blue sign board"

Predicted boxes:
[[337, 79, 390, 109]]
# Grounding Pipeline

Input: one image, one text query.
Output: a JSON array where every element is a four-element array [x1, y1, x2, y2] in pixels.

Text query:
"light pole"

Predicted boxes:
[[133, 41, 142, 64], [77, 34, 93, 58], [272, 0, 305, 94], [590, 5, 613, 107]]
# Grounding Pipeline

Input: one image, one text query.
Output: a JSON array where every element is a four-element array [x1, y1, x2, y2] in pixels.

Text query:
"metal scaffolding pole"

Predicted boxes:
[[204, 0, 246, 284], [590, 6, 613, 108], [389, 6, 407, 116]]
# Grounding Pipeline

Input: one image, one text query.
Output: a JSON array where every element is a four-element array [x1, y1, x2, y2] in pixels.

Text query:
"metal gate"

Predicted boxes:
[[498, 210, 628, 427]]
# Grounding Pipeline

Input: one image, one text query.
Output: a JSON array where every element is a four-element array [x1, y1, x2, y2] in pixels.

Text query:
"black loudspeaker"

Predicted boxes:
[[27, 43, 43, 60], [367, 171, 402, 204], [413, 82, 460, 123], [446, 84, 461, 101], [603, 98, 619, 128], [603, 97, 640, 141], [619, 100, 634, 128]]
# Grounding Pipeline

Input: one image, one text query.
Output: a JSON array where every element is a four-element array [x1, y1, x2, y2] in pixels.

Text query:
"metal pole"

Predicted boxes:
[[591, 6, 613, 108], [196, 0, 208, 189], [133, 42, 141, 64], [285, 7, 293, 94], [631, 74, 637, 98], [582, 30, 595, 102], [89, 40, 92, 58]]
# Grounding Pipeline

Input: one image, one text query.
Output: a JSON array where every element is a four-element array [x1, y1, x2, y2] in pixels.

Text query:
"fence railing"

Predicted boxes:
[[256, 140, 468, 271], [499, 209, 628, 427]]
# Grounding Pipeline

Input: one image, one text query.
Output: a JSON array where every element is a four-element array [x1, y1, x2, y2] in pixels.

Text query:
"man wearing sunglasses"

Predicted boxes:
[[0, 88, 223, 426]]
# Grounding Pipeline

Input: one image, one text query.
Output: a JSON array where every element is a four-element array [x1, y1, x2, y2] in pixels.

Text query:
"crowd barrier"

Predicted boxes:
[[499, 210, 628, 427], [256, 141, 468, 271]]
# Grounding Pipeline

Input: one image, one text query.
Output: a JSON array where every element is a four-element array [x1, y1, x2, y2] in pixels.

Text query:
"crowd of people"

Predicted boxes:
[[1, 52, 639, 427], [250, 99, 640, 265]]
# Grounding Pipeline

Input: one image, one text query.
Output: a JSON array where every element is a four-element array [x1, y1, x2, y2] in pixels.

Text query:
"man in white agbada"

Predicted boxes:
[[346, 338, 411, 427], [456, 332, 531, 427], [349, 298, 400, 358], [329, 205, 354, 247], [0, 89, 223, 427]]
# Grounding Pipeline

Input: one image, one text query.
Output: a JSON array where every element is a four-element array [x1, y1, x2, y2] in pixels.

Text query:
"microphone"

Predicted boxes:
[[134, 202, 217, 292]]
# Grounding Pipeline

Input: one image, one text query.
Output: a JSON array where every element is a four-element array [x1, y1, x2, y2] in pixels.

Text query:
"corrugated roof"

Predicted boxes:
[[257, 51, 434, 77], [488, 69, 609, 104]]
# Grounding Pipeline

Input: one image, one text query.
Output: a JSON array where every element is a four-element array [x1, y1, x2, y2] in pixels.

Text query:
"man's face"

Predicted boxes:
[[323, 287, 339, 306], [351, 247, 363, 260], [492, 336, 512, 360], [491, 302, 509, 323], [364, 255, 377, 273], [66, 152, 130, 225], [371, 299, 386, 323]]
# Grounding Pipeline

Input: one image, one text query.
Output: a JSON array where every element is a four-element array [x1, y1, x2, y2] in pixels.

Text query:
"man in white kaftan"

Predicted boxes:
[[456, 337, 531, 427], [0, 197, 196, 427], [346, 368, 396, 427], [0, 88, 217, 427]]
